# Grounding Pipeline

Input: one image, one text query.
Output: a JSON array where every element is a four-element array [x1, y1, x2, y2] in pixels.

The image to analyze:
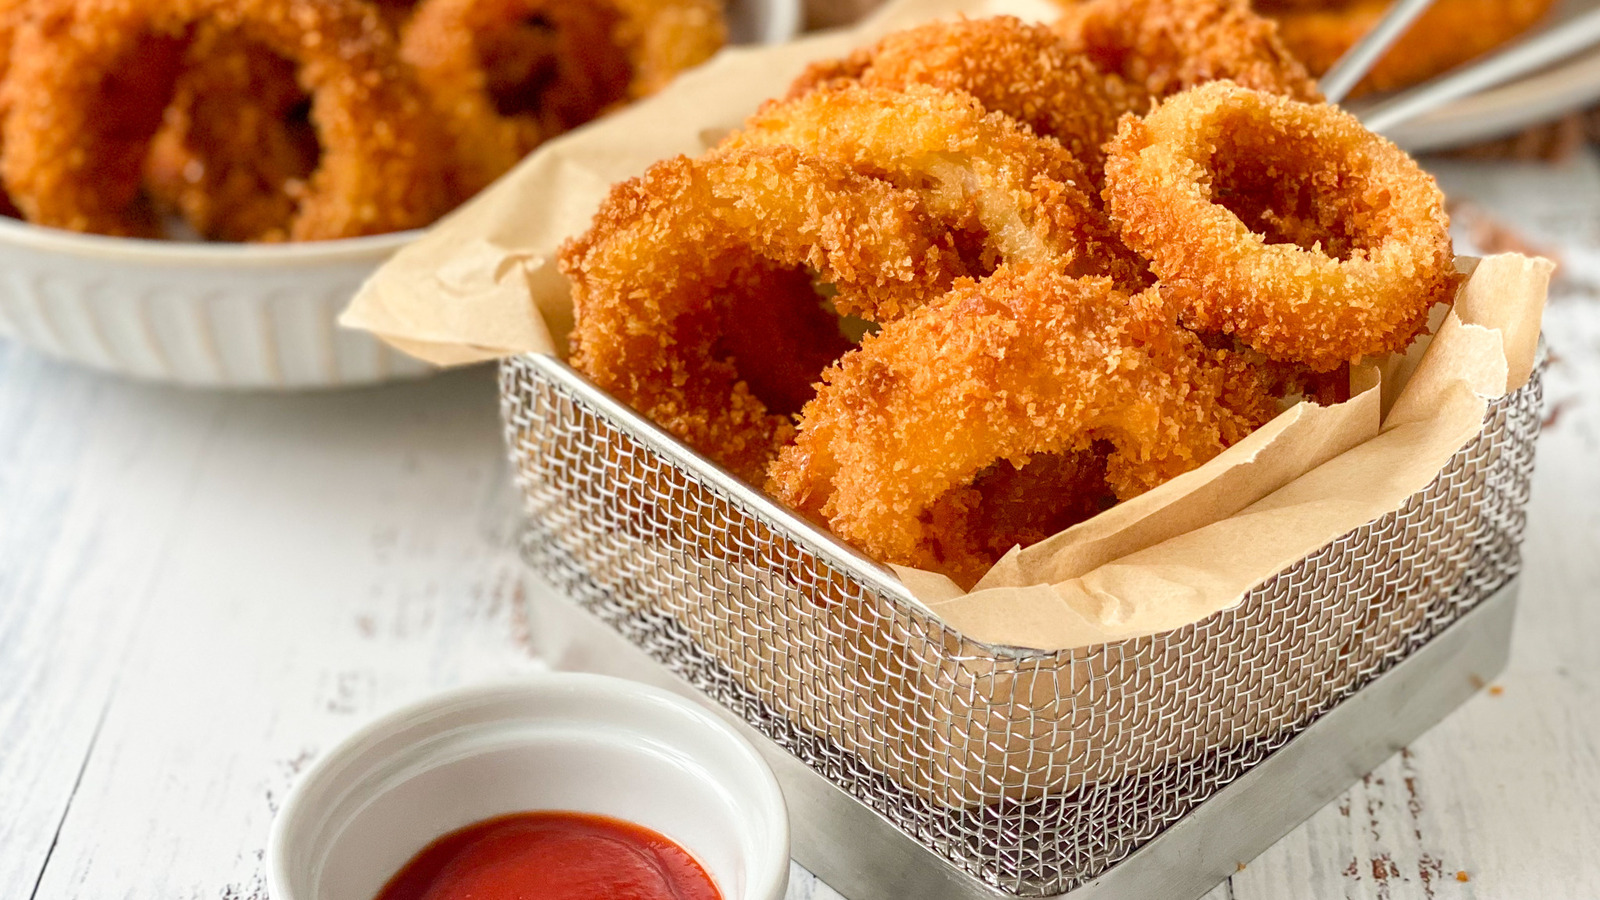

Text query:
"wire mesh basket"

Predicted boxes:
[[500, 351, 1543, 897]]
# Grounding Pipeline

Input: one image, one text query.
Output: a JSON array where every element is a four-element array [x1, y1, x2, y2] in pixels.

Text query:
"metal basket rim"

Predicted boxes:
[[507, 345, 1535, 662]]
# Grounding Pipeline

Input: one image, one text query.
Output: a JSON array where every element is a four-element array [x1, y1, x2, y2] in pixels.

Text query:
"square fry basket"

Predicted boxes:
[[500, 350, 1543, 900]]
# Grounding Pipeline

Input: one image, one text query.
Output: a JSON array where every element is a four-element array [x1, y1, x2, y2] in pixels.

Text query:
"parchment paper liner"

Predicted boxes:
[[347, 0, 1550, 660]]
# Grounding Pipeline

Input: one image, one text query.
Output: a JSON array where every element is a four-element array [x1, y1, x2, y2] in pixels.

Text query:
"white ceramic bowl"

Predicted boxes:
[[267, 674, 790, 900], [0, 0, 800, 389]]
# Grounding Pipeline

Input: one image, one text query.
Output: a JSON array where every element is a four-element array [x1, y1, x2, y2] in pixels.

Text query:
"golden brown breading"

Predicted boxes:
[[401, 0, 723, 201], [766, 269, 1259, 586], [723, 83, 1149, 287], [1, 0, 450, 239], [1104, 82, 1456, 371], [1054, 0, 1321, 101], [562, 146, 967, 482], [787, 16, 1148, 176]]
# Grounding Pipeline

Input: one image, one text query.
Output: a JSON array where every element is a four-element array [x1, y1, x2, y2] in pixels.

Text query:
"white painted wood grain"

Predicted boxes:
[[0, 152, 1597, 900]]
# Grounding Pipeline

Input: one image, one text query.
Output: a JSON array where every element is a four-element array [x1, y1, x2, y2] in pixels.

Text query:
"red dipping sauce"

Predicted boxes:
[[373, 811, 723, 900]]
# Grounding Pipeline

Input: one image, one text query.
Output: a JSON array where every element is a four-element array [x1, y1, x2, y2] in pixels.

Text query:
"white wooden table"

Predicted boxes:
[[2, 152, 1597, 900]]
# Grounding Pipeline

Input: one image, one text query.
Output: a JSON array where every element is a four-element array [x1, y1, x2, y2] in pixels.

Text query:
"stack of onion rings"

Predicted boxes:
[[1, 0, 451, 239], [0, 0, 724, 240], [562, 18, 1457, 587]]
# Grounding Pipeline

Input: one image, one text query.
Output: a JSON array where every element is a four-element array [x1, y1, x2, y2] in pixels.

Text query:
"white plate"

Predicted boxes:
[[0, 0, 800, 390]]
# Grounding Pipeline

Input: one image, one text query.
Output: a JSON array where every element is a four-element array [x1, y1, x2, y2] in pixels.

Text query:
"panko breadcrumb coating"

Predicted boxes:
[[766, 269, 1258, 586], [0, 0, 451, 239], [1104, 81, 1456, 371], [401, 0, 723, 200], [143, 29, 322, 242], [723, 83, 1149, 287], [787, 16, 1148, 177], [401, 0, 632, 200], [562, 146, 967, 482], [1055, 0, 1320, 102], [561, 18, 1460, 586]]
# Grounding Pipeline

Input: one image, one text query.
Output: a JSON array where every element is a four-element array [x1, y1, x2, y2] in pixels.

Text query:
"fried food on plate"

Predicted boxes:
[[562, 145, 967, 482], [787, 16, 1147, 176], [723, 84, 1148, 286], [1, 0, 450, 239], [1104, 81, 1456, 371]]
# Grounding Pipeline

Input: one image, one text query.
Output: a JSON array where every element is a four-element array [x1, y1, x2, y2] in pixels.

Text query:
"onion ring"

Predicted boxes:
[[765, 268, 1251, 584], [1054, 0, 1320, 102], [722, 83, 1149, 287], [786, 16, 1148, 177], [143, 29, 320, 242], [1103, 81, 1456, 371], [1, 0, 450, 239], [562, 145, 967, 482], [608, 0, 725, 98], [400, 0, 633, 200], [401, 0, 723, 200], [1266, 0, 1558, 95]]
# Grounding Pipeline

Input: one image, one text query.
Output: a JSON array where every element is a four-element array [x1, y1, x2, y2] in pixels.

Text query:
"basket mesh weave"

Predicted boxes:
[[501, 353, 1542, 897]]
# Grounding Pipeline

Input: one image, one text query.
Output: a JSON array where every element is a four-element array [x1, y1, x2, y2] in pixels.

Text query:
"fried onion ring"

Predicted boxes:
[[722, 83, 1149, 287], [143, 29, 321, 242], [1266, 0, 1558, 96], [1, 0, 450, 239], [562, 146, 967, 482], [1104, 81, 1456, 371], [765, 269, 1251, 585], [1054, 0, 1320, 101], [402, 0, 723, 199], [401, 0, 633, 199], [786, 16, 1148, 176], [609, 0, 726, 98]]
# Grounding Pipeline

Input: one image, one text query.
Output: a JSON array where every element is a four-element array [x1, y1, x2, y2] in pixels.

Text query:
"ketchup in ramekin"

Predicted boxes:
[[373, 811, 722, 900]]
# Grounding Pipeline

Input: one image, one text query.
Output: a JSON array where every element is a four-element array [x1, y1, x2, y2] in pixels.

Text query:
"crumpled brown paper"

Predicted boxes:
[[342, 0, 1551, 653]]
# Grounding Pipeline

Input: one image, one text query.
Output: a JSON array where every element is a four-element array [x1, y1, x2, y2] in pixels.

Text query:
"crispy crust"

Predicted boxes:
[[562, 146, 967, 482], [1, 0, 450, 239], [1054, 0, 1321, 101], [787, 16, 1148, 177], [724, 83, 1149, 287], [402, 0, 724, 200], [766, 269, 1253, 585], [1104, 81, 1456, 371]]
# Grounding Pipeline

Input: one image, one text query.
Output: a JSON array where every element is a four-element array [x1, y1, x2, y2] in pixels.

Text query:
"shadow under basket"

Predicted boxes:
[[499, 352, 1544, 900]]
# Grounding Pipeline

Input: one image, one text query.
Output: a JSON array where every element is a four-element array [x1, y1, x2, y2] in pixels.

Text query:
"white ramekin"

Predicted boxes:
[[266, 674, 790, 900], [0, 0, 800, 390]]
